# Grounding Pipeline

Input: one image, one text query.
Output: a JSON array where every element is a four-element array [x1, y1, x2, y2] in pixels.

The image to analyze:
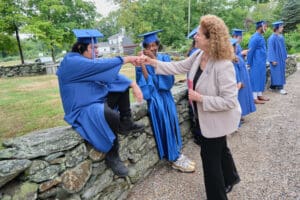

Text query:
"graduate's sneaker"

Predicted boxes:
[[179, 154, 196, 167], [172, 155, 195, 173], [119, 116, 144, 135], [279, 89, 287, 95]]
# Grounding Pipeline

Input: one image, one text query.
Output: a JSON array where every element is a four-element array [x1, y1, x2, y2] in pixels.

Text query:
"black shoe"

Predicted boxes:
[[119, 116, 144, 134], [225, 177, 241, 193], [105, 155, 129, 177]]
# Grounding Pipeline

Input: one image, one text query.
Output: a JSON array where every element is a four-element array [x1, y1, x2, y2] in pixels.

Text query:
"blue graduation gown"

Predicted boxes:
[[234, 56, 256, 116], [187, 47, 199, 57], [56, 52, 131, 153], [236, 43, 244, 57], [135, 54, 182, 161], [247, 32, 267, 92], [267, 33, 287, 86]]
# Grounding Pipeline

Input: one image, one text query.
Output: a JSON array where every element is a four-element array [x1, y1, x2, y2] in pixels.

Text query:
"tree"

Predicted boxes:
[[97, 11, 121, 41], [25, 0, 99, 62], [281, 0, 300, 32], [117, 0, 187, 48], [0, 0, 28, 64]]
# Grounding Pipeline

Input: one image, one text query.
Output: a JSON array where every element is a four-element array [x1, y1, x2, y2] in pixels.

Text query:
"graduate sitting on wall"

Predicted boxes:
[[135, 30, 196, 173], [56, 29, 144, 177]]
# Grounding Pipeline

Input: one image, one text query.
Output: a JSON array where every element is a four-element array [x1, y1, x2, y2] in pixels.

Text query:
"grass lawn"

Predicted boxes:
[[0, 64, 185, 148]]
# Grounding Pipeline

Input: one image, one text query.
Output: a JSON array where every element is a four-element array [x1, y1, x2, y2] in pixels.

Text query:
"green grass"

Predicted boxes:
[[0, 64, 186, 149]]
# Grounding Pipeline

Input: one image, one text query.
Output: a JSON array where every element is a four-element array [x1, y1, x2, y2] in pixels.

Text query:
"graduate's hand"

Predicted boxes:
[[188, 89, 203, 102], [124, 56, 141, 66], [130, 81, 143, 103], [241, 49, 248, 56], [271, 61, 277, 66], [140, 55, 156, 66]]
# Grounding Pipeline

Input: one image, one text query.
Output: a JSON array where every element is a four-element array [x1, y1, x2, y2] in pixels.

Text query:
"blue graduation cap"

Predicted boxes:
[[230, 38, 238, 46], [138, 30, 162, 44], [72, 29, 104, 44], [232, 28, 245, 36], [272, 21, 284, 29], [255, 20, 266, 29], [187, 26, 199, 39]]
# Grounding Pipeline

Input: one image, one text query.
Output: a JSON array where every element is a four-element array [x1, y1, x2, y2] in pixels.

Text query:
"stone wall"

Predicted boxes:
[[0, 83, 192, 200], [0, 63, 58, 78]]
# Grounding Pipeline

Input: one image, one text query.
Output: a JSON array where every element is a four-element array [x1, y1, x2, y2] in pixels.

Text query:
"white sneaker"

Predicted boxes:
[[179, 154, 196, 167], [172, 154, 195, 173], [279, 89, 287, 95]]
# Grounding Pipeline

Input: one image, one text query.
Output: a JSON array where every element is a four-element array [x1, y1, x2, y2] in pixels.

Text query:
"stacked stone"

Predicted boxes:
[[0, 83, 192, 200]]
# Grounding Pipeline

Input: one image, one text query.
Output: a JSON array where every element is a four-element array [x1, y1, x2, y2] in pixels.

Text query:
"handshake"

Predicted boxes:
[[123, 50, 157, 66]]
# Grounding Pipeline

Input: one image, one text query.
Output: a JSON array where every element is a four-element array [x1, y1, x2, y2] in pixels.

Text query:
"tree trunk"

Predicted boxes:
[[51, 43, 56, 63], [15, 25, 24, 64]]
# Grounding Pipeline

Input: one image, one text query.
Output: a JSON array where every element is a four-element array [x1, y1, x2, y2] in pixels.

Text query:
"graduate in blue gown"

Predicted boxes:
[[231, 38, 256, 123], [56, 29, 144, 177], [135, 30, 195, 172], [187, 26, 200, 57], [267, 21, 288, 95], [247, 20, 270, 104], [231, 29, 248, 58]]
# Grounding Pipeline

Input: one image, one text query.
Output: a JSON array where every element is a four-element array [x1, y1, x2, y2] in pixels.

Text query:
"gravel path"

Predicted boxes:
[[127, 65, 300, 200]]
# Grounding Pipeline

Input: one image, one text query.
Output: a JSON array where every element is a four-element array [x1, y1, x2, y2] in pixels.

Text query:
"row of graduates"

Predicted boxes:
[[188, 20, 288, 135]]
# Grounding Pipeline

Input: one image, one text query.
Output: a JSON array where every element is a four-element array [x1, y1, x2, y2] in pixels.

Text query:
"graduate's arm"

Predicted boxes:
[[247, 38, 258, 67], [267, 37, 277, 65], [130, 81, 143, 103]]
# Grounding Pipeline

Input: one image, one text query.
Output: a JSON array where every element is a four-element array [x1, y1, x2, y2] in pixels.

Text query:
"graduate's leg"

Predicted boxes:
[[107, 89, 131, 117], [199, 135, 228, 200], [107, 90, 144, 134], [104, 104, 129, 177]]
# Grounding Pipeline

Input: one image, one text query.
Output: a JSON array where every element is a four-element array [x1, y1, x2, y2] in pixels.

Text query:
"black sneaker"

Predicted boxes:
[[105, 155, 129, 177], [119, 116, 144, 134]]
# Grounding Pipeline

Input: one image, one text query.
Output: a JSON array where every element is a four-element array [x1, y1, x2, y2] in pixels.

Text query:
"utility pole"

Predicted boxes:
[[188, 0, 191, 36]]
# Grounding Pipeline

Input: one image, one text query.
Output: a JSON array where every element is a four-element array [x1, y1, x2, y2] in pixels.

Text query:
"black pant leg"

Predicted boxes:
[[104, 103, 120, 133], [221, 140, 239, 186], [107, 89, 131, 118], [199, 135, 228, 200]]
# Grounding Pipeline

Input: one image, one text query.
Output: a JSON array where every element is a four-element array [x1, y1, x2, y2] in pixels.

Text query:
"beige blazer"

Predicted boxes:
[[155, 50, 241, 138]]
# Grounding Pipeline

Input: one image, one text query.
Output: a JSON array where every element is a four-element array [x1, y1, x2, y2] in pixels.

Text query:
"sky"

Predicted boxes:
[[90, 0, 119, 17]]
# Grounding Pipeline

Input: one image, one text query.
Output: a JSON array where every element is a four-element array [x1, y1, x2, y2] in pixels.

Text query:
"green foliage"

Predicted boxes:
[[281, 0, 300, 32], [118, 0, 187, 47], [284, 25, 300, 54], [97, 11, 122, 41], [0, 33, 18, 57], [24, 0, 99, 61]]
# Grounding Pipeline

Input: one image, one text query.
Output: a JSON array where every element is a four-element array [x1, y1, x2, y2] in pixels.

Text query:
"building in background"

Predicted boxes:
[[98, 28, 137, 57]]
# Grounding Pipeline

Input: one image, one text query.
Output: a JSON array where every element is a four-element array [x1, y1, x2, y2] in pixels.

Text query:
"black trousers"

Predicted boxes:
[[104, 89, 131, 154], [104, 89, 131, 132], [199, 133, 239, 200]]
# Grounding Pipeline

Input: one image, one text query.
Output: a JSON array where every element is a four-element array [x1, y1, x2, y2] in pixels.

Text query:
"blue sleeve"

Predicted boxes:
[[135, 66, 155, 100], [233, 62, 241, 83], [247, 35, 258, 66], [58, 54, 123, 83], [267, 35, 276, 62]]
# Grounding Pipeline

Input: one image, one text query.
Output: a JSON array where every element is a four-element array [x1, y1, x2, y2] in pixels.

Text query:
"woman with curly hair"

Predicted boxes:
[[141, 14, 241, 199]]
